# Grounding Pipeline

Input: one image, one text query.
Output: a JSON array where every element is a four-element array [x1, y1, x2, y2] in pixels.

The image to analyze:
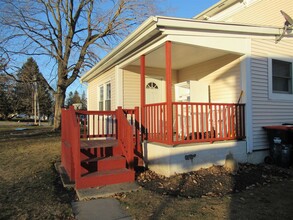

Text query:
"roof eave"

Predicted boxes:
[[80, 16, 159, 82], [81, 16, 283, 83], [193, 0, 240, 20]]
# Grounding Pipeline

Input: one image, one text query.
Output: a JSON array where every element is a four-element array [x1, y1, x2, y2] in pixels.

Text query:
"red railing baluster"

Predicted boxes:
[[191, 105, 195, 140]]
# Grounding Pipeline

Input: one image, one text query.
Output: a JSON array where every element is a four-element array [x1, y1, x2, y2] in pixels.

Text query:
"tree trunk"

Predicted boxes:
[[53, 87, 66, 130]]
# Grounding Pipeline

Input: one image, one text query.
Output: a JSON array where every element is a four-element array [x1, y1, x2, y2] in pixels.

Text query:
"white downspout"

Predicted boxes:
[[241, 40, 253, 153]]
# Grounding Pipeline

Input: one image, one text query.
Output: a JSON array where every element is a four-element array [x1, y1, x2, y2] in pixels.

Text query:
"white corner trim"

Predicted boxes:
[[115, 66, 123, 107]]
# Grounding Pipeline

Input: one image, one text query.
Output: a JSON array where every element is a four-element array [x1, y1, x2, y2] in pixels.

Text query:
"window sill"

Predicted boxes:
[[269, 92, 293, 101]]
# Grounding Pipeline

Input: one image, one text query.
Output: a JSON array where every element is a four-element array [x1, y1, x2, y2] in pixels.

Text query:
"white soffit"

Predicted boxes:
[[131, 43, 232, 69], [168, 35, 250, 54]]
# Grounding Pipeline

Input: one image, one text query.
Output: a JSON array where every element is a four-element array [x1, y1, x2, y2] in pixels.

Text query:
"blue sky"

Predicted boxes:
[[69, 0, 220, 95], [164, 0, 219, 18]]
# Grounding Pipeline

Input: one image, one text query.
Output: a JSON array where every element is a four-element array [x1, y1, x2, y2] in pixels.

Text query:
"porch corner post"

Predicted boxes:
[[140, 55, 146, 140], [166, 41, 173, 145]]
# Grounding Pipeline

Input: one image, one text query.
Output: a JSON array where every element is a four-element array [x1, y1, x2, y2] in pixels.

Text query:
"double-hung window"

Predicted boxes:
[[269, 57, 293, 100], [98, 82, 111, 110], [99, 86, 104, 110], [272, 59, 292, 94], [105, 83, 111, 111]]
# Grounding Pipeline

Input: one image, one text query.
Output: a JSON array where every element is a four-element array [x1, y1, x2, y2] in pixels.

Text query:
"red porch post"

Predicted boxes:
[[166, 41, 173, 145], [140, 55, 146, 140]]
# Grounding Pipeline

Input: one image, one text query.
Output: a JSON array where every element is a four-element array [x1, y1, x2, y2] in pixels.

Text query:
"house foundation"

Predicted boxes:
[[144, 141, 268, 177]]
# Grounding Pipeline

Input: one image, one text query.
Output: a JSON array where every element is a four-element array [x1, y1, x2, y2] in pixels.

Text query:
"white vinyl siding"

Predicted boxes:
[[251, 38, 293, 150], [219, 0, 293, 27], [178, 54, 242, 103], [123, 67, 141, 109]]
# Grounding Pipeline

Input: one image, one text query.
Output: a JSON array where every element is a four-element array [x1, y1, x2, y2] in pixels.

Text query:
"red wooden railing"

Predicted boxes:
[[117, 107, 135, 169], [144, 102, 167, 143], [61, 106, 80, 182], [145, 102, 245, 145], [75, 110, 117, 139], [122, 107, 141, 156], [61, 106, 141, 182]]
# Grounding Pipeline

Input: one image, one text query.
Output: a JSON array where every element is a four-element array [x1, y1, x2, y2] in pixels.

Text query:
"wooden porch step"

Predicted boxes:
[[76, 168, 135, 189], [80, 139, 118, 149], [81, 155, 124, 163], [81, 155, 126, 171]]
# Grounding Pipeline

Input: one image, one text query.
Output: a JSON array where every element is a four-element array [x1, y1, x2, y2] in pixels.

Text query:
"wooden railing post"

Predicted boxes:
[[134, 106, 142, 154], [165, 41, 173, 145], [117, 106, 122, 140], [140, 55, 146, 141]]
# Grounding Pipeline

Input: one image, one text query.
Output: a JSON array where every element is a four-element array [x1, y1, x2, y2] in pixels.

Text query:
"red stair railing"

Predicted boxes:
[[75, 110, 117, 139], [117, 107, 135, 169], [61, 106, 80, 182], [61, 106, 141, 189]]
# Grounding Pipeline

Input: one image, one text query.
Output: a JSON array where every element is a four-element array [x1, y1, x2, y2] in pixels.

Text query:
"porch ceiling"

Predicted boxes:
[[131, 43, 230, 70]]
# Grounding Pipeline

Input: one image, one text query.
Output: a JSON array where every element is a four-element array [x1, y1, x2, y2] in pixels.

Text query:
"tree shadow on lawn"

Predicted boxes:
[[0, 127, 60, 143]]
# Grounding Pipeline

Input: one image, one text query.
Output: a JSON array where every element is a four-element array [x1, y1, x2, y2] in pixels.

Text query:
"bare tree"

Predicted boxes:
[[0, 0, 164, 130]]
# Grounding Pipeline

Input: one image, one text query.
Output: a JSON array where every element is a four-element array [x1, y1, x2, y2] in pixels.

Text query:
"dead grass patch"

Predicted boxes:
[[0, 121, 75, 219]]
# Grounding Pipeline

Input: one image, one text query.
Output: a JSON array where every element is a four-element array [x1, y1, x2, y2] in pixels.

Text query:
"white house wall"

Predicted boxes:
[[251, 38, 293, 150], [219, 0, 293, 27], [178, 54, 243, 103]]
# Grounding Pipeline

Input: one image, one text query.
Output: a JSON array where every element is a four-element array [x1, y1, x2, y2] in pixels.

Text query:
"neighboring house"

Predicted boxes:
[[69, 0, 293, 184]]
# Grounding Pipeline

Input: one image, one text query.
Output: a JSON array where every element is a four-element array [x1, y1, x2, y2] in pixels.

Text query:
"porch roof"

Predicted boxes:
[[81, 16, 281, 83]]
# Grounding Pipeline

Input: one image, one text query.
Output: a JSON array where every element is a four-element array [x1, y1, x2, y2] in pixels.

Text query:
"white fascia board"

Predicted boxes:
[[80, 16, 159, 83]]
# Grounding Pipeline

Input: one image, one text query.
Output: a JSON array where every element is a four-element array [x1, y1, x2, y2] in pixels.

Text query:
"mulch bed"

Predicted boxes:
[[136, 163, 293, 198]]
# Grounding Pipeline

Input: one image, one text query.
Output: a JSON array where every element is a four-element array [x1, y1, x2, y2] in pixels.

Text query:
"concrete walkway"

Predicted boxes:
[[72, 199, 132, 220], [55, 163, 138, 219]]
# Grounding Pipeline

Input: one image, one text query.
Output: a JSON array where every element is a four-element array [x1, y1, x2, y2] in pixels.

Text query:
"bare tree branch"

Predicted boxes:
[[0, 0, 165, 129]]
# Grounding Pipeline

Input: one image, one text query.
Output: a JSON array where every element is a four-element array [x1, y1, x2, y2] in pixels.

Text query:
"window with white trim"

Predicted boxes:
[[98, 82, 111, 111], [269, 57, 293, 101], [272, 59, 292, 94]]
